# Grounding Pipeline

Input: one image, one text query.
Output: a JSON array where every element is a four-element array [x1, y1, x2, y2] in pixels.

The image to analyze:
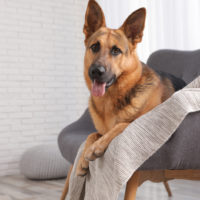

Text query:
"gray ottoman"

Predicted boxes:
[[20, 144, 71, 180]]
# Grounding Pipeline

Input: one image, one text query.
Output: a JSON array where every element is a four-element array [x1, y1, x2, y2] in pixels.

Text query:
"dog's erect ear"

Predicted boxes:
[[83, 0, 106, 42], [120, 8, 146, 45]]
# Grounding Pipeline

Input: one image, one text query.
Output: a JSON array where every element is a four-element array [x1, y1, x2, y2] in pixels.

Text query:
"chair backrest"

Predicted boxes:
[[147, 49, 200, 84]]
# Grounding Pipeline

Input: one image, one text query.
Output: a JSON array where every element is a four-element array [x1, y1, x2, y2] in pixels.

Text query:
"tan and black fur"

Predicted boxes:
[[61, 0, 185, 199]]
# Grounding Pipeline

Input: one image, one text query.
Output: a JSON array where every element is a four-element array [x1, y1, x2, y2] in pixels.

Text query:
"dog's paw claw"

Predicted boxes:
[[76, 165, 88, 177], [76, 169, 88, 177], [76, 158, 89, 176], [82, 161, 89, 170], [84, 147, 96, 161], [84, 142, 107, 161]]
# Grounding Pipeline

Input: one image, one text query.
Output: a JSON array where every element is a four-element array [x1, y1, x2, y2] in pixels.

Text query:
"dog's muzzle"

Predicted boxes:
[[88, 64, 116, 97]]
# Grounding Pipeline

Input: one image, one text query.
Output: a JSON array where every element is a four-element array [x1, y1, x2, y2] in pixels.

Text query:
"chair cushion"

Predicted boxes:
[[20, 144, 71, 180]]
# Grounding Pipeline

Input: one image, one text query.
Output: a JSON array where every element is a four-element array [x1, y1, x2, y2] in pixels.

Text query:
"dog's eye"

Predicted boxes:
[[90, 42, 100, 53], [111, 46, 122, 56]]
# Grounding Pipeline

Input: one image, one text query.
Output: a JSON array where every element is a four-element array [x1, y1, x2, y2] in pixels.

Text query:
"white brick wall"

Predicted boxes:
[[0, 0, 89, 176]]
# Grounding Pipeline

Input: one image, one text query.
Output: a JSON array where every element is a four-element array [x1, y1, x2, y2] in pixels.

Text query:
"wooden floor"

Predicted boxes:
[[0, 175, 200, 200], [0, 175, 65, 200]]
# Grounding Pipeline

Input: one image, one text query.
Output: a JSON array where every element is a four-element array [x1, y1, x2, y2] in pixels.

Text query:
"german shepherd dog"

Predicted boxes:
[[61, 0, 185, 198]]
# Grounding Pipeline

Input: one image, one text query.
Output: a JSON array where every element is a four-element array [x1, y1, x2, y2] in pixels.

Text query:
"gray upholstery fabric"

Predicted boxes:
[[58, 49, 200, 170], [58, 109, 96, 163], [147, 49, 200, 84], [20, 144, 71, 180]]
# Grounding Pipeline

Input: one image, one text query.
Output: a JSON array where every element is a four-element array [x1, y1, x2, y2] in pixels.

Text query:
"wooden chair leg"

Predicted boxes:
[[60, 165, 73, 200], [163, 181, 172, 197], [124, 171, 140, 200]]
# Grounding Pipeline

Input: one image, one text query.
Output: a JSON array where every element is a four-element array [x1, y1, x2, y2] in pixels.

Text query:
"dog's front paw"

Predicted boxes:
[[84, 138, 108, 161], [76, 156, 89, 177]]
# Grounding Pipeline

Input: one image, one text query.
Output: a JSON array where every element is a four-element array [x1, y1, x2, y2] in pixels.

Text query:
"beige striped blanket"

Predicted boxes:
[[67, 76, 200, 200]]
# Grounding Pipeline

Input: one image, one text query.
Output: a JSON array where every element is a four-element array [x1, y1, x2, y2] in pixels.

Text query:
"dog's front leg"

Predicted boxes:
[[76, 132, 101, 176], [85, 122, 129, 161]]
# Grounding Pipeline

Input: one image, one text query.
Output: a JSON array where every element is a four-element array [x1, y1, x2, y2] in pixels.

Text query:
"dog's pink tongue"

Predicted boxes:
[[92, 80, 106, 97]]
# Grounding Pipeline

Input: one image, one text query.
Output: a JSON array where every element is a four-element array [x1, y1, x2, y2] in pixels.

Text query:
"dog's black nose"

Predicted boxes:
[[89, 64, 106, 80]]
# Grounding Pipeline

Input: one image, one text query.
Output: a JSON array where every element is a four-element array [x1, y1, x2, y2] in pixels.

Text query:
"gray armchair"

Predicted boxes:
[[58, 49, 200, 198]]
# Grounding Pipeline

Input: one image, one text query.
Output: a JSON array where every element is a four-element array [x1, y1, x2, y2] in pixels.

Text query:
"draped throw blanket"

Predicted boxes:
[[67, 76, 200, 200]]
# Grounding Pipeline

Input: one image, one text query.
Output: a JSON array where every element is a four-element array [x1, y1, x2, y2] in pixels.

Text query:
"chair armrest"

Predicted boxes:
[[58, 109, 96, 163]]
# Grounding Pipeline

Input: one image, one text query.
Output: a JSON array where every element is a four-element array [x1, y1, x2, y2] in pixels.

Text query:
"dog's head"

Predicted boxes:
[[83, 0, 146, 97]]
